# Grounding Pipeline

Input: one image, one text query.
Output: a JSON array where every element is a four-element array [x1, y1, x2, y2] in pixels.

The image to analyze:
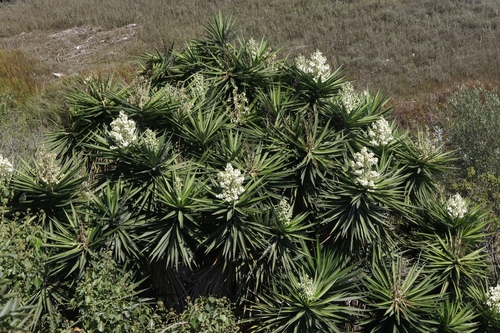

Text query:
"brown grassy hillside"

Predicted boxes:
[[1, 0, 499, 96]]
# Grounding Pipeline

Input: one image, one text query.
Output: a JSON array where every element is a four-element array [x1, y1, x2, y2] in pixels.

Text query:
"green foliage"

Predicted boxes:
[[362, 253, 441, 333], [69, 251, 166, 333], [164, 296, 240, 333], [251, 244, 360, 333], [0, 262, 31, 332], [436, 299, 478, 333], [0, 213, 60, 332], [443, 84, 500, 175]]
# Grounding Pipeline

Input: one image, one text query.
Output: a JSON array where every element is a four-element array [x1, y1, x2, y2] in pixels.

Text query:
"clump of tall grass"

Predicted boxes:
[[0, 49, 41, 100]]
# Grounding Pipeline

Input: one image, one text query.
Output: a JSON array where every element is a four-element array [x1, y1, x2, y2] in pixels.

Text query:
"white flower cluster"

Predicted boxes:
[[295, 50, 331, 82], [446, 193, 468, 218], [215, 163, 245, 204], [109, 111, 137, 150], [276, 198, 293, 226], [246, 38, 259, 60], [173, 177, 183, 199], [369, 118, 394, 146], [227, 80, 249, 124], [350, 147, 379, 190], [127, 79, 152, 110], [246, 38, 278, 70], [142, 129, 159, 152], [487, 285, 500, 313], [0, 154, 14, 183], [35, 146, 63, 186], [189, 73, 208, 99], [338, 82, 364, 113], [298, 274, 316, 301]]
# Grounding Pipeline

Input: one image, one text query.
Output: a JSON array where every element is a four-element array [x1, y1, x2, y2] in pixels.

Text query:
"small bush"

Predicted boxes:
[[164, 296, 240, 333], [69, 251, 167, 333], [443, 83, 500, 175]]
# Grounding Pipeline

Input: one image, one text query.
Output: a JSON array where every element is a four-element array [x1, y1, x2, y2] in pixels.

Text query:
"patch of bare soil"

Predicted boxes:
[[0, 24, 140, 82]]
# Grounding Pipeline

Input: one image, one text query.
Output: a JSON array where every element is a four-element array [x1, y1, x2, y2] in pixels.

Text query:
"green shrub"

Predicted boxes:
[[443, 83, 500, 175], [69, 251, 167, 333], [164, 296, 240, 333]]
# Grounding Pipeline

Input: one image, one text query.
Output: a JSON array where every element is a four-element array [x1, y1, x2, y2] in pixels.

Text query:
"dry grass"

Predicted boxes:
[[1, 0, 499, 99], [0, 49, 43, 98]]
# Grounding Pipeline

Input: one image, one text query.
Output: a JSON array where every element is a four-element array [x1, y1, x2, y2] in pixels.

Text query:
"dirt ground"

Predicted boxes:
[[0, 23, 141, 83]]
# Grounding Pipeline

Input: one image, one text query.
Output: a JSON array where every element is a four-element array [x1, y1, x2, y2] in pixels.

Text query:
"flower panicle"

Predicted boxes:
[[295, 50, 331, 82], [216, 163, 245, 204], [35, 146, 63, 186], [227, 80, 250, 124], [142, 129, 159, 152], [109, 111, 137, 150], [369, 118, 394, 146], [298, 274, 316, 301], [276, 198, 293, 226], [446, 193, 468, 218], [487, 285, 500, 313], [350, 147, 379, 190], [338, 82, 365, 113]]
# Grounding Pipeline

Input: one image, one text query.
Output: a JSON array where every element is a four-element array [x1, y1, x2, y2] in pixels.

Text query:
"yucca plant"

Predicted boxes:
[[361, 252, 441, 333], [435, 299, 478, 333], [394, 130, 455, 206], [48, 75, 128, 167], [144, 14, 280, 99], [44, 205, 108, 281], [419, 230, 488, 298], [319, 149, 410, 253], [250, 243, 360, 333], [413, 192, 491, 299], [86, 180, 144, 263], [142, 170, 205, 270], [9, 148, 85, 225], [467, 282, 500, 332]]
